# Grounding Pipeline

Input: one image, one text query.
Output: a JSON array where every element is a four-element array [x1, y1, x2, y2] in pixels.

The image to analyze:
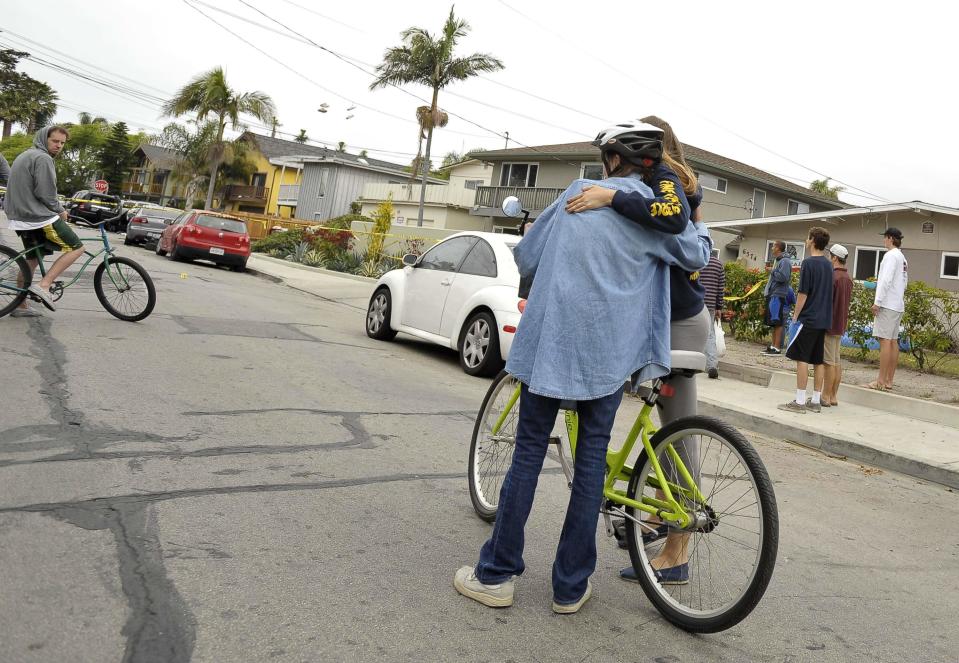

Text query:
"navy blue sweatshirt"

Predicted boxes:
[[610, 165, 706, 321]]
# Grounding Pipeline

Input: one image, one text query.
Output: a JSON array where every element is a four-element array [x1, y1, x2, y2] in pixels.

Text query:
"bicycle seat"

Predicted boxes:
[[670, 350, 706, 374]]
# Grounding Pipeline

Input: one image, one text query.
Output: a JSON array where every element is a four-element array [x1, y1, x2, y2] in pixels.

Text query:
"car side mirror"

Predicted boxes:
[[501, 196, 524, 218], [402, 253, 418, 267]]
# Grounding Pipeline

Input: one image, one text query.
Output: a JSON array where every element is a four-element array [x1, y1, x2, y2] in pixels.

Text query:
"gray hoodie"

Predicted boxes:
[[6, 127, 65, 227], [0, 153, 10, 187]]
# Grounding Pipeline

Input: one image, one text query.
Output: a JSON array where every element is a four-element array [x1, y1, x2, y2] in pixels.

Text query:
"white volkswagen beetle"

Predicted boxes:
[[365, 228, 523, 376]]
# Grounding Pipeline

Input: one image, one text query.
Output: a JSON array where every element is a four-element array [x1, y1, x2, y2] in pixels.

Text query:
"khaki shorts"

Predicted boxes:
[[873, 307, 903, 340], [823, 334, 842, 366]]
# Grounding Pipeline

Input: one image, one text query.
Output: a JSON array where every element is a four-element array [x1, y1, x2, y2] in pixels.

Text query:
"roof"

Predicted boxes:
[[472, 141, 847, 208], [239, 132, 409, 173], [137, 143, 182, 170], [705, 201, 959, 230]]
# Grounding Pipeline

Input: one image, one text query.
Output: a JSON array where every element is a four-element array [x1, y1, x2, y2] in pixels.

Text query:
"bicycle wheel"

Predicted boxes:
[[93, 256, 156, 322], [468, 371, 574, 522], [0, 244, 30, 318], [624, 416, 778, 633]]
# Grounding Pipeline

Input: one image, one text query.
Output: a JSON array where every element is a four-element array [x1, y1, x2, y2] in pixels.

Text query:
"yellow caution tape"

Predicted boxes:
[[723, 279, 767, 302]]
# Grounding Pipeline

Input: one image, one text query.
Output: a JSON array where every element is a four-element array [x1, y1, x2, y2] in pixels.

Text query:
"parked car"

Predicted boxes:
[[124, 206, 182, 246], [155, 210, 251, 271], [365, 231, 522, 377], [66, 190, 127, 232]]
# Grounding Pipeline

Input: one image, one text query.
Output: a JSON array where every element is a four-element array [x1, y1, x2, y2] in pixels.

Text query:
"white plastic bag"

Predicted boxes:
[[714, 320, 727, 357]]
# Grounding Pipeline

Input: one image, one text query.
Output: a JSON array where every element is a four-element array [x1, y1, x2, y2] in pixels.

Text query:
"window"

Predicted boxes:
[[316, 168, 329, 197], [854, 246, 888, 280], [418, 236, 476, 272], [197, 215, 247, 233], [493, 226, 521, 235], [499, 163, 538, 187], [464, 179, 484, 190], [765, 240, 805, 266], [787, 199, 810, 215], [251, 172, 267, 188], [581, 163, 604, 180], [458, 239, 497, 277], [751, 189, 766, 218], [940, 253, 959, 280], [696, 172, 728, 193]]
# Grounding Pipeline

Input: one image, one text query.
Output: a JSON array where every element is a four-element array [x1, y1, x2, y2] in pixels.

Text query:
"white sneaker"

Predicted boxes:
[[552, 580, 592, 614], [27, 285, 55, 311], [453, 566, 514, 608]]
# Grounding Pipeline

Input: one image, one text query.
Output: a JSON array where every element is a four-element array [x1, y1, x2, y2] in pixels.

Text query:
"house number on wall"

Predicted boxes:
[[922, 221, 934, 233]]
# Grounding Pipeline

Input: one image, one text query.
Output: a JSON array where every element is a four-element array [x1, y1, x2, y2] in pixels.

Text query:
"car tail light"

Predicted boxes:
[[131, 216, 147, 224], [517, 299, 527, 313]]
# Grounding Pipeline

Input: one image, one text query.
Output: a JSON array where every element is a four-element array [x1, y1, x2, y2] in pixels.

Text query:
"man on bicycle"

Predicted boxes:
[[6, 126, 85, 316]]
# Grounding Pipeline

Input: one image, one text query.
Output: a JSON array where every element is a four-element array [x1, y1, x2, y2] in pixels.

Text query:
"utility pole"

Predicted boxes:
[[504, 131, 509, 149]]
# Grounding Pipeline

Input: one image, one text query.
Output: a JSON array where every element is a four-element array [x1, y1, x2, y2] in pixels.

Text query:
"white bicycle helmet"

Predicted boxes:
[[592, 121, 664, 165]]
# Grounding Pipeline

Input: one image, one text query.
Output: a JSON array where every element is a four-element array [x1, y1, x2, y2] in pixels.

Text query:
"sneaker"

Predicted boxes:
[[777, 401, 807, 414], [806, 399, 822, 413], [10, 307, 42, 318], [552, 580, 592, 614], [453, 566, 513, 608], [27, 285, 55, 311], [761, 346, 781, 356], [707, 368, 719, 379]]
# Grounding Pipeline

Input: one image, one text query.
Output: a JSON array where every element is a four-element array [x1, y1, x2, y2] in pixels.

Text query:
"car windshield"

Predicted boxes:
[[196, 215, 246, 233]]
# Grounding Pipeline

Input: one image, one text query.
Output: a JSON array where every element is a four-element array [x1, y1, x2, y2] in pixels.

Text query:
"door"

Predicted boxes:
[[401, 236, 477, 334], [439, 238, 499, 339]]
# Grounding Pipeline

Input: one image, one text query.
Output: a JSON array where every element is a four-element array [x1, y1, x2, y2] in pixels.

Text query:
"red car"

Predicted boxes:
[[155, 210, 251, 271]]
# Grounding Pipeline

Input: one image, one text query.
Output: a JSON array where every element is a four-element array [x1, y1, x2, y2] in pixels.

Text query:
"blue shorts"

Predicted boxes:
[[764, 296, 788, 327]]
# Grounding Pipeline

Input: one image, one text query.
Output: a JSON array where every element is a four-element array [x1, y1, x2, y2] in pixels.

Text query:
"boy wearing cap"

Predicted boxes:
[[866, 228, 908, 391], [822, 245, 853, 406]]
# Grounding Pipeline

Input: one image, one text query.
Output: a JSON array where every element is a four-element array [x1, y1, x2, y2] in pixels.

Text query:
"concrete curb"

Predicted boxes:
[[248, 254, 378, 283], [698, 397, 959, 490]]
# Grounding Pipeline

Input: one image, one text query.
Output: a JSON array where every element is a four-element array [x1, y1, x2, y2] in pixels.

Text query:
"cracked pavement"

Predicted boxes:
[[1, 240, 957, 662]]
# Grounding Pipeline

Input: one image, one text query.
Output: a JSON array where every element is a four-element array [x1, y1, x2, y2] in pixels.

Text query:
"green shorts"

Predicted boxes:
[[16, 218, 83, 257]]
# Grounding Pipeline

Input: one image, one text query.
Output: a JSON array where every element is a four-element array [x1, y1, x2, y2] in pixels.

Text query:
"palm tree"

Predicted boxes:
[[162, 67, 276, 209], [370, 7, 503, 226], [78, 112, 108, 125], [809, 178, 844, 200], [294, 129, 309, 144], [336, 141, 347, 152]]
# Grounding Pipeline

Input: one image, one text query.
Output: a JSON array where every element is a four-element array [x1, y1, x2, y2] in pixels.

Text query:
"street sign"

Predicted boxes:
[[94, 180, 109, 193]]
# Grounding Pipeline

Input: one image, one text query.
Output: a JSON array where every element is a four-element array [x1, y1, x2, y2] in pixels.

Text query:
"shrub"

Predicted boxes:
[[723, 262, 767, 342], [366, 197, 394, 266], [252, 228, 304, 254]]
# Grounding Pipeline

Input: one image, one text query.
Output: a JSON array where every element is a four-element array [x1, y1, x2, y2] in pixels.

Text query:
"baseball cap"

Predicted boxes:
[[829, 244, 848, 259], [881, 227, 904, 240]]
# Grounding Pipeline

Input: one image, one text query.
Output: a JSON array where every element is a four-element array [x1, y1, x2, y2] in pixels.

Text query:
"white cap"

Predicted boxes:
[[829, 244, 848, 259]]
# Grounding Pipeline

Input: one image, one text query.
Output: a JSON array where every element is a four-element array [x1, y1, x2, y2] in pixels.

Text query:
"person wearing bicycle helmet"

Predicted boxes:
[[454, 121, 711, 614], [566, 116, 711, 586]]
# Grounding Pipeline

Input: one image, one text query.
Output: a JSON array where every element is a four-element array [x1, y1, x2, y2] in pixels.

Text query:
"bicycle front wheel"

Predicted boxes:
[[0, 244, 30, 318], [624, 415, 778, 633], [93, 256, 156, 322]]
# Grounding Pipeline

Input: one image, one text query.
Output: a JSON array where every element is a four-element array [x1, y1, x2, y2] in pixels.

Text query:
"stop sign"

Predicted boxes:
[[94, 179, 109, 193]]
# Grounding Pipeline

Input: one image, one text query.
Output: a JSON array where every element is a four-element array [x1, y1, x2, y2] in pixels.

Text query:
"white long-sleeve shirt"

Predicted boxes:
[[875, 247, 908, 312]]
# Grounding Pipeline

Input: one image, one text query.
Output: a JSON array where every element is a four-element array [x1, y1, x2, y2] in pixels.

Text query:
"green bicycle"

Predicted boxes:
[[0, 201, 156, 321], [468, 350, 779, 633]]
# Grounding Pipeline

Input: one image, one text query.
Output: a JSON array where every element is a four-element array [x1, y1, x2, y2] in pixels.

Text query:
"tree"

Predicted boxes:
[[337, 141, 347, 152], [157, 120, 253, 207], [809, 178, 844, 200], [78, 112, 108, 125], [55, 122, 110, 193], [0, 49, 59, 138], [162, 67, 276, 209], [294, 129, 309, 144], [99, 121, 134, 195], [370, 7, 503, 226], [358, 149, 368, 158]]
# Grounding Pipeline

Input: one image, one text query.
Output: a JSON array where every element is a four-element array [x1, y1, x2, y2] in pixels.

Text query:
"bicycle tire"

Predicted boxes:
[[468, 370, 519, 522], [624, 415, 778, 633], [0, 244, 30, 318], [93, 256, 156, 322]]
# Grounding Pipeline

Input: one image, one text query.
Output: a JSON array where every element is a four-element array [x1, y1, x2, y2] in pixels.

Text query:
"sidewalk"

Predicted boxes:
[[248, 252, 959, 489]]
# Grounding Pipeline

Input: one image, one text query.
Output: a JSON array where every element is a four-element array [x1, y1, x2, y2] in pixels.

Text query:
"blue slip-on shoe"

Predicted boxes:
[[619, 566, 639, 583], [654, 563, 689, 585]]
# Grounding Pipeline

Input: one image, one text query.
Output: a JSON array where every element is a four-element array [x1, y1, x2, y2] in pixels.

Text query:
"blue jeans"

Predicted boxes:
[[475, 382, 624, 604]]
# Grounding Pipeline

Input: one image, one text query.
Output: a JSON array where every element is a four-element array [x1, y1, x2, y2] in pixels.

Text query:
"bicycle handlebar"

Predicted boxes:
[[67, 194, 125, 227]]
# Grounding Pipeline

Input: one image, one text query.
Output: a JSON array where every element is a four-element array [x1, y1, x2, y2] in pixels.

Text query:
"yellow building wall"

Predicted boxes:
[[221, 149, 301, 219]]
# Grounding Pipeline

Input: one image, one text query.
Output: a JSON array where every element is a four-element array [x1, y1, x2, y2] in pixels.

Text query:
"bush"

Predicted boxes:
[[251, 228, 304, 255], [722, 263, 767, 342], [322, 213, 370, 230]]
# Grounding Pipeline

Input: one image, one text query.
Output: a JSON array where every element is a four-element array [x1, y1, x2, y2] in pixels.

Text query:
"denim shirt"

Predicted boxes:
[[506, 175, 712, 400]]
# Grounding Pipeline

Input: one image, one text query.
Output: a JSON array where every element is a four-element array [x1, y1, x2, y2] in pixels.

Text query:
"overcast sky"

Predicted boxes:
[[5, 0, 958, 209]]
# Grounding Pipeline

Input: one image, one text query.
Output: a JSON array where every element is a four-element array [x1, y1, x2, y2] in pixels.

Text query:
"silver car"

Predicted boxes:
[[124, 207, 182, 246]]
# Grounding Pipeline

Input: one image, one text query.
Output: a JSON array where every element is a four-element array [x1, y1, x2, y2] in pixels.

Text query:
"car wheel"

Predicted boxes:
[[231, 261, 247, 273], [459, 311, 503, 377], [169, 241, 185, 262], [366, 288, 398, 341], [155, 240, 167, 256]]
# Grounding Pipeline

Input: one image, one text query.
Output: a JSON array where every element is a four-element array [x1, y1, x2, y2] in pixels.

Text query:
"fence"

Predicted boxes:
[[229, 211, 313, 240]]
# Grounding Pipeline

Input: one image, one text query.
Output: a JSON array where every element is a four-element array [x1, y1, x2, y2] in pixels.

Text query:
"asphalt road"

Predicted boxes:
[[1, 233, 957, 663]]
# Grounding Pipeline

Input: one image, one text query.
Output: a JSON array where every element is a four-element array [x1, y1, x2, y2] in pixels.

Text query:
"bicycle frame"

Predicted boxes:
[[0, 224, 131, 296], [489, 380, 708, 530]]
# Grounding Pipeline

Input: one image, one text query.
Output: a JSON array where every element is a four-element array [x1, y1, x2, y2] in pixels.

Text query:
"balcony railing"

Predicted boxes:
[[122, 181, 165, 195], [474, 186, 566, 212], [222, 185, 269, 203], [277, 184, 300, 205], [360, 182, 476, 208]]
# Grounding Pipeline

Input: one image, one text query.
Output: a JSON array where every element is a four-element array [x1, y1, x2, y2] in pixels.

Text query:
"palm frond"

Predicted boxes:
[[440, 53, 504, 85]]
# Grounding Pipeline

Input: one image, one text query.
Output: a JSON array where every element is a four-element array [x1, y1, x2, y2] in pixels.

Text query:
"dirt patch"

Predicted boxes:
[[722, 336, 959, 406]]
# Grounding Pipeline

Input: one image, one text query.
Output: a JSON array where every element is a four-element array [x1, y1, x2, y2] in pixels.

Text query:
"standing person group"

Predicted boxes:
[[821, 244, 853, 406], [865, 228, 908, 391], [779, 227, 833, 414], [762, 240, 793, 355]]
